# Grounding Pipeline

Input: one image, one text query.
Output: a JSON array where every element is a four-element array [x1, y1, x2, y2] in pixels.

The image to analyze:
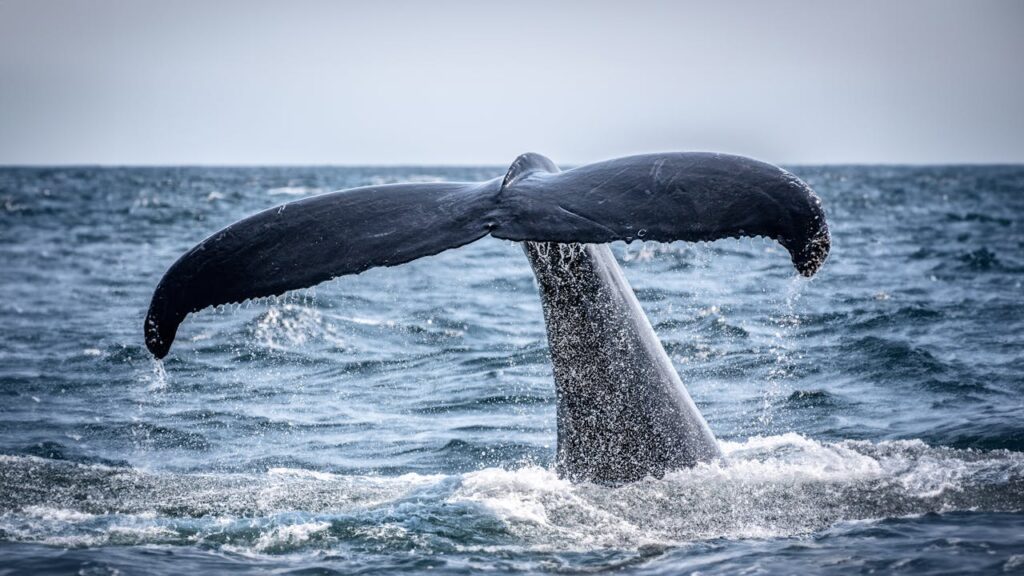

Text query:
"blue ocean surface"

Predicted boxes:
[[0, 165, 1022, 574]]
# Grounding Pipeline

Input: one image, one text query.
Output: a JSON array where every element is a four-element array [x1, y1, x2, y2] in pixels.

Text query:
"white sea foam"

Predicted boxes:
[[0, 436, 1021, 553], [253, 521, 331, 551], [268, 467, 338, 481], [21, 505, 95, 522], [444, 434, 1024, 548], [267, 186, 324, 196], [452, 466, 570, 525], [342, 315, 396, 327]]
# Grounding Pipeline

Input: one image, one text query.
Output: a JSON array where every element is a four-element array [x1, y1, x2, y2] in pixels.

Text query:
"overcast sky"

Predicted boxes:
[[1, 0, 1022, 165]]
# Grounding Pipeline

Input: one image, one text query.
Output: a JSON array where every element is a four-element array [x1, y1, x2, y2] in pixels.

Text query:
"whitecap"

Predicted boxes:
[[267, 186, 324, 197]]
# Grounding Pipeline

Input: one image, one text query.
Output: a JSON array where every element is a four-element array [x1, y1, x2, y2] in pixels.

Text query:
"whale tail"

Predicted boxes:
[[144, 180, 495, 358], [145, 152, 829, 358]]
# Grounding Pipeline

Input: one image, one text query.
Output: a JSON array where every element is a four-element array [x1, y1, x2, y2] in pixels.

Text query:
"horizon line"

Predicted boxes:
[[3, 160, 1024, 169]]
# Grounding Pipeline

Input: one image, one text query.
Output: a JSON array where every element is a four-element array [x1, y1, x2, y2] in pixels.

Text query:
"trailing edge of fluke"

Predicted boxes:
[[145, 152, 830, 359]]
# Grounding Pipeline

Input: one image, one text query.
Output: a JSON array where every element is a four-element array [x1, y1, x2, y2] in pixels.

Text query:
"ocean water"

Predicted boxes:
[[0, 164, 1022, 575]]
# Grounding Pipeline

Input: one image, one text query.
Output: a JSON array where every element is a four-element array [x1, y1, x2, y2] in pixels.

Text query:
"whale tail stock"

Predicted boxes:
[[145, 152, 829, 358]]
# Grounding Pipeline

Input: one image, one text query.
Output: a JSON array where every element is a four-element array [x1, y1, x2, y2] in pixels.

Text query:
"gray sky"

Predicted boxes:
[[1, 0, 1022, 165]]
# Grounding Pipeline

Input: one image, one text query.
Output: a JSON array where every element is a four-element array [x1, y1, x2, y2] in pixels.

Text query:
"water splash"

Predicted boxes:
[[757, 276, 809, 430], [1, 435, 1020, 553], [145, 358, 168, 393], [250, 304, 345, 352]]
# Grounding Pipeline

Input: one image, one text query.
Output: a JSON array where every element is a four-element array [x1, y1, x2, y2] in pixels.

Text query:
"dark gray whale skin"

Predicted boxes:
[[144, 151, 829, 484], [526, 241, 721, 483]]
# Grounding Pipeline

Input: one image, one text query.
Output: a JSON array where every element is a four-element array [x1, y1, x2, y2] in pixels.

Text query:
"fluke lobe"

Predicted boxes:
[[144, 152, 830, 484]]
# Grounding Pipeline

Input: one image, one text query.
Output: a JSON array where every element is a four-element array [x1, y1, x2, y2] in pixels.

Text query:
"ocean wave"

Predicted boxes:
[[1, 434, 1021, 554]]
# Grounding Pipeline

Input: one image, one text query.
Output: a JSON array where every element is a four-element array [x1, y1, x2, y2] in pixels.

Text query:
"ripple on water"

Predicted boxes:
[[2, 165, 1024, 573]]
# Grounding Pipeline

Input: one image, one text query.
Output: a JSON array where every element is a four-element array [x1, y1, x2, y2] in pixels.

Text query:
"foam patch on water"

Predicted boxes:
[[267, 186, 326, 197], [22, 506, 96, 523], [268, 467, 339, 481], [1, 435, 1022, 553], [251, 521, 331, 552], [443, 434, 1024, 549]]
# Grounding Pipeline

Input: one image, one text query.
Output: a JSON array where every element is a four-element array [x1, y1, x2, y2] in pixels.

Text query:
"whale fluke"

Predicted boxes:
[[495, 153, 830, 276], [145, 152, 829, 359], [144, 181, 494, 358]]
